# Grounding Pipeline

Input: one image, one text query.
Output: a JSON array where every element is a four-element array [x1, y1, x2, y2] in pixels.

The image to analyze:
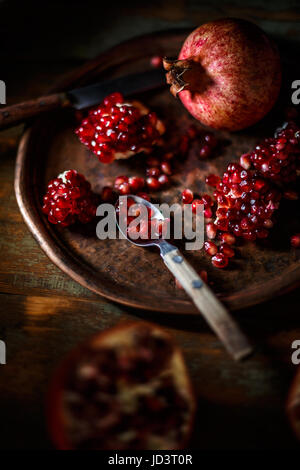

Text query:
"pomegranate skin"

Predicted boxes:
[[169, 19, 281, 131]]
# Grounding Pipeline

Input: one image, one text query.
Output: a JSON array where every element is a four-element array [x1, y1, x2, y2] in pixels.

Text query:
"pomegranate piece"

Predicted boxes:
[[47, 322, 196, 450], [211, 253, 228, 269], [42, 170, 98, 227], [76, 93, 165, 163], [291, 234, 300, 248]]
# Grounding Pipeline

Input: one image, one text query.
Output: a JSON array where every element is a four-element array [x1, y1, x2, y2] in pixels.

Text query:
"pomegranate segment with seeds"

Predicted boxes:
[[76, 93, 165, 163], [244, 122, 300, 184], [47, 322, 196, 450], [42, 170, 98, 227], [212, 163, 281, 241]]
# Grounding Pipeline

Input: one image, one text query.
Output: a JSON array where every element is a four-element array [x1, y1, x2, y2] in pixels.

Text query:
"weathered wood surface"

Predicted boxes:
[[0, 0, 300, 450]]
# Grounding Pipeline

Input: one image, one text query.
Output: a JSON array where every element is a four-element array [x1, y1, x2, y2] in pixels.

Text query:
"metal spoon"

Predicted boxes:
[[115, 195, 253, 361]]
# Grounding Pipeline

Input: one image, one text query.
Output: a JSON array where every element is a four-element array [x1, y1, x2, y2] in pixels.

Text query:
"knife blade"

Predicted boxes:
[[0, 69, 166, 130], [68, 69, 166, 109]]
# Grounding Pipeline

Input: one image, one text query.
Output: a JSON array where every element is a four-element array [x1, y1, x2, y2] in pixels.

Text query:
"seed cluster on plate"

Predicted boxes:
[[42, 170, 98, 226], [75, 92, 164, 163], [243, 121, 300, 184]]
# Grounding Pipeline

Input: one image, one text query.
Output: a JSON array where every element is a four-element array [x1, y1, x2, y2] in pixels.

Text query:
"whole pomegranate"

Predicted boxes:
[[164, 18, 281, 131]]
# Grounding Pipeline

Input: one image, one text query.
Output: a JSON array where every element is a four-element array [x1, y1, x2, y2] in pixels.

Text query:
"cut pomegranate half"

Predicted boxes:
[[76, 92, 165, 163], [47, 322, 196, 450]]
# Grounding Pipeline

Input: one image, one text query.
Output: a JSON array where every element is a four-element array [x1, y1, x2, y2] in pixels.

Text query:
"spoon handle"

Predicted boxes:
[[162, 248, 253, 361]]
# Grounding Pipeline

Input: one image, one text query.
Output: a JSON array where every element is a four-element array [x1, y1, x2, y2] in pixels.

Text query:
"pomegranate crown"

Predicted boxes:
[[163, 57, 192, 97]]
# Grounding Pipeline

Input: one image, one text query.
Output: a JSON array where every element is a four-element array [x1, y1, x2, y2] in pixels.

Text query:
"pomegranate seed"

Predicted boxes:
[[160, 161, 172, 175], [219, 243, 235, 258], [158, 174, 169, 186], [182, 189, 194, 204], [118, 182, 131, 195], [146, 176, 161, 191], [263, 219, 274, 229], [146, 167, 160, 177], [204, 241, 218, 256], [128, 176, 144, 192], [114, 175, 128, 190], [220, 232, 236, 245], [199, 144, 211, 159], [204, 207, 213, 218], [291, 234, 300, 248], [204, 133, 217, 148], [240, 154, 251, 170], [206, 174, 221, 187], [137, 192, 151, 202], [201, 194, 213, 207], [192, 199, 203, 214], [206, 222, 217, 239], [211, 253, 228, 269]]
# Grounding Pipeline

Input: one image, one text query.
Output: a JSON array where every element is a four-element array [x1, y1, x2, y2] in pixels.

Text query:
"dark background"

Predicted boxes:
[[0, 0, 299, 450]]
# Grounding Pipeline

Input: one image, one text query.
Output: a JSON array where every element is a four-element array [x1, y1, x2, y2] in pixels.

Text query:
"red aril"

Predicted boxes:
[[204, 241, 218, 256], [182, 189, 194, 204], [211, 253, 228, 269], [291, 234, 300, 248]]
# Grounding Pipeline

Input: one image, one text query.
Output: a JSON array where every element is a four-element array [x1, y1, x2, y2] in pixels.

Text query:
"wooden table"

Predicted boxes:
[[0, 0, 300, 450]]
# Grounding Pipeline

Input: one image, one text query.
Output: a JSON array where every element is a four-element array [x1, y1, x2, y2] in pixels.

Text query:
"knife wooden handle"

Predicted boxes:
[[0, 92, 70, 129], [162, 248, 253, 361]]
